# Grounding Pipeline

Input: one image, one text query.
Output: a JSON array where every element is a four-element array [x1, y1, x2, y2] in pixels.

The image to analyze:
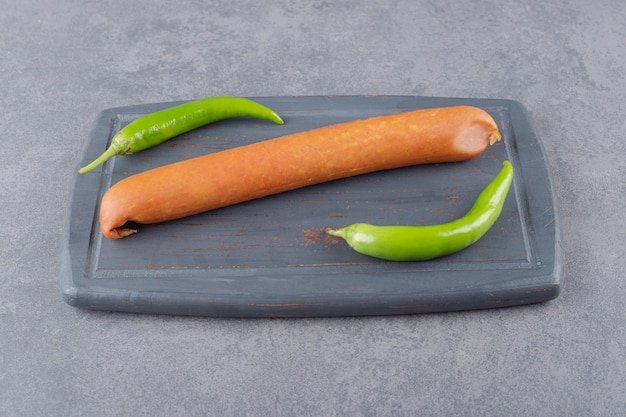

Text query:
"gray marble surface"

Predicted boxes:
[[1, 1, 624, 416]]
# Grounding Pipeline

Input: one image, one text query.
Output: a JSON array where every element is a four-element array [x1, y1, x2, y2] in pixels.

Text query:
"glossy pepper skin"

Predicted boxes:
[[78, 96, 284, 174], [327, 160, 514, 261]]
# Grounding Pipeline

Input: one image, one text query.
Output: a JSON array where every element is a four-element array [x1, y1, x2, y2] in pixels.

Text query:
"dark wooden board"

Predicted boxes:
[[61, 96, 561, 317]]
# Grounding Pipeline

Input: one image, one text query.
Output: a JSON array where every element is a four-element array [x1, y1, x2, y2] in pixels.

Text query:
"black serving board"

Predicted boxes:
[[61, 96, 561, 317]]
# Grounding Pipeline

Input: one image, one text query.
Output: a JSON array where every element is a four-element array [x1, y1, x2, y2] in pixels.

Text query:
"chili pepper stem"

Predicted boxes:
[[326, 228, 346, 238], [78, 146, 119, 174]]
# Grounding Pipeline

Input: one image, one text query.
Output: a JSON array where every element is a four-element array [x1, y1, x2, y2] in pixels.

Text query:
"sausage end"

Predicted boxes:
[[489, 130, 502, 146], [103, 227, 137, 240]]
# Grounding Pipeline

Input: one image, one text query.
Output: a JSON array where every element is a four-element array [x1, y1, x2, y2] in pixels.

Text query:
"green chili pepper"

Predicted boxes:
[[327, 160, 514, 261], [78, 96, 284, 174]]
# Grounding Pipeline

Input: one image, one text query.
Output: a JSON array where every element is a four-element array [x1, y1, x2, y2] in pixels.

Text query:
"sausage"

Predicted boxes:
[[99, 105, 502, 239]]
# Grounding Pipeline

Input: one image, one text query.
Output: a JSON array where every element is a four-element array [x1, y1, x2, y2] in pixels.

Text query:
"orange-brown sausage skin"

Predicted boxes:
[[100, 106, 501, 239]]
